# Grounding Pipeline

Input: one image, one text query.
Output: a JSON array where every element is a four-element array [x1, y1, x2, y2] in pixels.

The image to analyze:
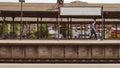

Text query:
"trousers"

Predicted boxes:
[[89, 30, 97, 39]]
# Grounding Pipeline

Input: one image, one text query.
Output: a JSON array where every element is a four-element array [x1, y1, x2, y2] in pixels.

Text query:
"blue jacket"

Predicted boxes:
[[90, 24, 95, 30]]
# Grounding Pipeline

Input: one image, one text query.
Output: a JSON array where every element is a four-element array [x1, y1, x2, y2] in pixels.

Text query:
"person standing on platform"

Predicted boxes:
[[89, 19, 97, 39]]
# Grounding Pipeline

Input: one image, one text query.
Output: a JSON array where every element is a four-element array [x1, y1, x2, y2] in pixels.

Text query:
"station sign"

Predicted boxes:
[[60, 7, 102, 16]]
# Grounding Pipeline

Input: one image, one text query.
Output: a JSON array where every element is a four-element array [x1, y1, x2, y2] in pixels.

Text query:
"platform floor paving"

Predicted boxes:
[[0, 64, 120, 68], [0, 40, 119, 45]]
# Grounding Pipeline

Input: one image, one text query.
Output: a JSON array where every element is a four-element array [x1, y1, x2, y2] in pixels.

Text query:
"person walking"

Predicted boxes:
[[89, 20, 97, 39]]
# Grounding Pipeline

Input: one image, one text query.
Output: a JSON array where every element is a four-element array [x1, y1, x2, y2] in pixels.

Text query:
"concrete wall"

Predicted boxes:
[[0, 45, 119, 59]]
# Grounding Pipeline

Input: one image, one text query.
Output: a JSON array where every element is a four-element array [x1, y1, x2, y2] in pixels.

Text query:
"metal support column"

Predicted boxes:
[[28, 23, 30, 39], [67, 18, 69, 39], [20, 2, 23, 40], [84, 24, 86, 39], [115, 23, 117, 38], [46, 23, 48, 38], [57, 14, 60, 40], [12, 17, 15, 39], [70, 18, 72, 39], [40, 17, 42, 38], [37, 17, 39, 39], [101, 6, 105, 40], [80, 24, 82, 39], [2, 17, 6, 39]]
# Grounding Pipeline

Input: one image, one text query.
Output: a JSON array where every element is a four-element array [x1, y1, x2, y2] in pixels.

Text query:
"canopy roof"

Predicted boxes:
[[0, 2, 120, 20], [0, 2, 120, 12]]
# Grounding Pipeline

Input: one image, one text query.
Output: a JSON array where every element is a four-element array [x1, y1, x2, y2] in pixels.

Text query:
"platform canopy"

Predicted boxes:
[[0, 2, 120, 19]]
